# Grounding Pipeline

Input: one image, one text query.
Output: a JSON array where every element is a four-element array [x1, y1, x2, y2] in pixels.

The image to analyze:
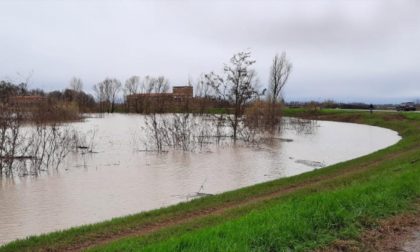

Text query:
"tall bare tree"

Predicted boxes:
[[69, 77, 83, 93], [207, 51, 258, 140], [0, 105, 24, 175], [268, 53, 292, 106], [109, 79, 122, 113], [143, 75, 154, 94], [153, 76, 170, 93], [225, 51, 258, 140], [69, 77, 84, 111], [193, 73, 218, 113], [124, 75, 141, 95], [141, 75, 169, 94], [195, 73, 220, 98], [93, 81, 106, 112], [93, 78, 121, 113]]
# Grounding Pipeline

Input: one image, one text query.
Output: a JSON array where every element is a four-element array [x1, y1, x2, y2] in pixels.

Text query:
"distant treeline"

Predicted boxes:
[[2, 81, 96, 112], [286, 100, 419, 110], [1, 51, 293, 119], [0, 80, 96, 122], [287, 101, 373, 110]]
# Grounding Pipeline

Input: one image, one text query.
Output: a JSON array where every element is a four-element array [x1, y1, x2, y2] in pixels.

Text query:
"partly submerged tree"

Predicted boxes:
[[206, 51, 259, 140], [267, 52, 292, 125], [224, 51, 259, 140]]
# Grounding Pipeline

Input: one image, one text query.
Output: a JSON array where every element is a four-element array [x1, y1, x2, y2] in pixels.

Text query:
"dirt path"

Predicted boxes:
[[318, 203, 420, 252], [402, 228, 420, 252], [62, 149, 412, 252], [360, 212, 420, 252]]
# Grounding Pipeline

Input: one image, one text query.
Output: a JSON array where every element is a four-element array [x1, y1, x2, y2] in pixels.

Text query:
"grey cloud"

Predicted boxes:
[[0, 0, 419, 103]]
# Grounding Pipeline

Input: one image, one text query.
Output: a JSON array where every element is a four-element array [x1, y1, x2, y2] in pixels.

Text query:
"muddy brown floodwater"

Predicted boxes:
[[0, 114, 401, 244]]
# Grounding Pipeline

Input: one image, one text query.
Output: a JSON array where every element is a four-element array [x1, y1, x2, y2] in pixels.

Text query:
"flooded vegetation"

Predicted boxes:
[[0, 113, 400, 244], [0, 106, 79, 177], [0, 48, 415, 250]]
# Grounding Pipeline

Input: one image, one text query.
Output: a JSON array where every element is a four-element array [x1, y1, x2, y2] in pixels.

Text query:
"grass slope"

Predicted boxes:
[[1, 109, 419, 252], [105, 166, 419, 252]]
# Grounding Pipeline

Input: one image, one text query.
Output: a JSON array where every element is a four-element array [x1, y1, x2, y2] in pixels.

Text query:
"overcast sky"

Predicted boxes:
[[1, 0, 419, 103]]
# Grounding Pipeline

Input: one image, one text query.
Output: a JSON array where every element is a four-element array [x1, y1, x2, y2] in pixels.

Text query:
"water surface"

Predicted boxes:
[[0, 114, 401, 244]]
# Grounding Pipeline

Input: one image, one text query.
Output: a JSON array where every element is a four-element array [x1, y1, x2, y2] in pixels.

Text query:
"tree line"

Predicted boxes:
[[0, 50, 293, 174], [138, 51, 293, 152], [1, 50, 292, 120]]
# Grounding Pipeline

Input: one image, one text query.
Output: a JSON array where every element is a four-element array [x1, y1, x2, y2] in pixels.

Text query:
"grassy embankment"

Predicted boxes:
[[1, 109, 419, 251]]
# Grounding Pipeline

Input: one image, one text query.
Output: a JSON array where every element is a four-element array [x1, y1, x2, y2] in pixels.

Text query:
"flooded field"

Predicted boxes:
[[0, 114, 401, 244]]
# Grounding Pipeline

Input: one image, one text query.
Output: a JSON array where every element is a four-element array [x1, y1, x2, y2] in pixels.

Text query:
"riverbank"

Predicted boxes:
[[1, 109, 419, 251]]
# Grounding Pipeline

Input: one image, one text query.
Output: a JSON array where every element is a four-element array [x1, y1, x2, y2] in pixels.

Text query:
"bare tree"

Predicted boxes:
[[93, 80, 106, 112], [69, 77, 83, 93], [268, 52, 292, 124], [108, 78, 122, 113], [0, 103, 77, 176], [193, 72, 225, 114], [194, 52, 259, 141], [93, 81, 106, 113], [153, 76, 170, 93], [141, 75, 169, 94], [69, 77, 84, 111], [195, 73, 221, 98], [203, 71, 225, 98], [0, 105, 25, 175], [223, 51, 259, 140], [93, 78, 122, 113], [124, 76, 141, 95], [124, 76, 141, 111], [142, 113, 170, 152], [141, 75, 172, 150], [147, 76, 170, 113], [143, 75, 154, 94]]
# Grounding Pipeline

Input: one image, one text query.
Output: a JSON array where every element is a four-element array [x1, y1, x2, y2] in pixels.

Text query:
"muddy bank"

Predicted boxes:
[[319, 206, 420, 252]]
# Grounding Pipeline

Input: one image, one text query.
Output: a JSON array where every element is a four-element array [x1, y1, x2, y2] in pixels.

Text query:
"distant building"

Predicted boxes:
[[172, 86, 193, 99], [127, 86, 194, 113], [8, 95, 48, 110]]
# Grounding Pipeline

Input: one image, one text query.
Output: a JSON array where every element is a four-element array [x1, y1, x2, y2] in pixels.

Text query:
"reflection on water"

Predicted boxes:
[[0, 114, 401, 244]]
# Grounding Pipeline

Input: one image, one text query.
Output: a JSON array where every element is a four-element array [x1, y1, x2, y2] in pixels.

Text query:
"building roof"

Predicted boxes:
[[127, 93, 173, 98], [9, 95, 47, 101], [173, 86, 192, 89]]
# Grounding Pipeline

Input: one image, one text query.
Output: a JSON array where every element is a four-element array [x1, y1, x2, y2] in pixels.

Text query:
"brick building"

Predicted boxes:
[[127, 86, 194, 113], [172, 86, 193, 98], [8, 95, 48, 110]]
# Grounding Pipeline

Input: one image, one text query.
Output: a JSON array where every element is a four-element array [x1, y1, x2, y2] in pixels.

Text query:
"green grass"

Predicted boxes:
[[1, 109, 419, 251], [104, 165, 419, 252]]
